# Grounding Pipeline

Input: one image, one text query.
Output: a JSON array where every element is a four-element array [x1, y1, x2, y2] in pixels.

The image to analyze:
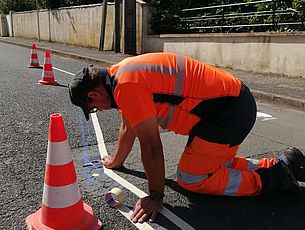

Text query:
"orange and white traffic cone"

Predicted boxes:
[[28, 43, 42, 69], [38, 51, 58, 85], [25, 113, 102, 230]]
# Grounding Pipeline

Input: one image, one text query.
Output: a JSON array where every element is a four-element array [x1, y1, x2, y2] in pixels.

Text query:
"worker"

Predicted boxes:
[[68, 52, 305, 223]]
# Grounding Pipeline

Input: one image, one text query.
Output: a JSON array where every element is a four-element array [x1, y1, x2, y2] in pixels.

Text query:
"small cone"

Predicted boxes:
[[26, 114, 102, 230], [28, 44, 42, 69], [38, 51, 58, 85]]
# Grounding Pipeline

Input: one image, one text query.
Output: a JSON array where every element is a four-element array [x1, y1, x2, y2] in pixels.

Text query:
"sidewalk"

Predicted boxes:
[[1, 36, 304, 111]]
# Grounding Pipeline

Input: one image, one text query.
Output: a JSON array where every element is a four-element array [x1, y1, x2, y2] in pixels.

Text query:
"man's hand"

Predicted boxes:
[[101, 155, 121, 169], [131, 196, 163, 223]]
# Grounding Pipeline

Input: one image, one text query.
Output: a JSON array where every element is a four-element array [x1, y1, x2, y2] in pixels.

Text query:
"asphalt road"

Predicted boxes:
[[1, 42, 305, 230]]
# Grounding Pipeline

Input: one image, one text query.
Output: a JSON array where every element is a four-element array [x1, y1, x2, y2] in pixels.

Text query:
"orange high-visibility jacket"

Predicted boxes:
[[108, 52, 241, 134]]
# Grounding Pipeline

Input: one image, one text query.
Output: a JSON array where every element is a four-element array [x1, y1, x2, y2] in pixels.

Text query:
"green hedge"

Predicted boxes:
[[1, 0, 304, 33]]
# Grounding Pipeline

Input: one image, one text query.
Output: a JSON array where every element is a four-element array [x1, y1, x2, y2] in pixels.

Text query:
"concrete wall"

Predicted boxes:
[[9, 1, 147, 53], [49, 4, 114, 49], [143, 33, 305, 77], [39, 10, 50, 41], [10, 3, 114, 50], [13, 11, 39, 39]]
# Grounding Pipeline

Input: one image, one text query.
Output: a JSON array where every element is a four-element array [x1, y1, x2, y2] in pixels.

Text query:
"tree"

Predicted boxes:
[[0, 0, 36, 14]]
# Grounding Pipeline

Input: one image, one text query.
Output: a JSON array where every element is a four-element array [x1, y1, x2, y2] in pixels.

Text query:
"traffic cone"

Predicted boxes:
[[28, 43, 42, 69], [38, 51, 58, 85], [25, 113, 102, 230]]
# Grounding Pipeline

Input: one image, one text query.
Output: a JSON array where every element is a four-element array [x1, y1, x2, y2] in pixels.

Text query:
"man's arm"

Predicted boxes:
[[131, 116, 165, 223], [102, 115, 136, 168], [135, 116, 165, 194]]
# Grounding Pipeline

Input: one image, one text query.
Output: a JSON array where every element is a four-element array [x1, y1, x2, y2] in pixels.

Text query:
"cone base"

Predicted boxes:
[[38, 79, 58, 86], [26, 203, 102, 230], [28, 65, 43, 69]]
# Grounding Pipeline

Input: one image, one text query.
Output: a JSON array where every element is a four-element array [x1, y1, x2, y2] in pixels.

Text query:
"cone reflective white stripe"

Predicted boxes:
[[47, 140, 73, 165], [42, 70, 54, 78], [31, 58, 39, 64], [43, 182, 82, 208], [44, 58, 51, 65]]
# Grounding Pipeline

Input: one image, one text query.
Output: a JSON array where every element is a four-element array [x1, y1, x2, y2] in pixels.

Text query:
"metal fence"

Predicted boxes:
[[181, 0, 304, 33]]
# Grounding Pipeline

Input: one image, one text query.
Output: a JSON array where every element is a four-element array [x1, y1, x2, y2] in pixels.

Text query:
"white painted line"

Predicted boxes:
[[91, 113, 196, 230], [256, 112, 277, 121], [91, 114, 153, 230], [116, 205, 155, 230], [91, 114, 108, 158], [52, 67, 74, 76]]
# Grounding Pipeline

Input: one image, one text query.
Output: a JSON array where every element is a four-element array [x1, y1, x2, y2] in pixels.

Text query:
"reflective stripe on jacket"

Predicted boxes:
[[109, 52, 241, 134]]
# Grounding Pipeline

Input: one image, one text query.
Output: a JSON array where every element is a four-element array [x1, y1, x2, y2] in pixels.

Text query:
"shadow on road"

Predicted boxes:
[[116, 166, 305, 230]]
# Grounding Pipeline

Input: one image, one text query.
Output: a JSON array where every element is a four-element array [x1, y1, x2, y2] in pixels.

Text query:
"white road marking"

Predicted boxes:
[[91, 113, 196, 230], [257, 112, 276, 121], [52, 67, 75, 76], [53, 66, 195, 230]]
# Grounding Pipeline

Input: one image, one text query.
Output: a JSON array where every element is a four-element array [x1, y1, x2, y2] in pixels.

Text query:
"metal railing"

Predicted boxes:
[[180, 0, 304, 33]]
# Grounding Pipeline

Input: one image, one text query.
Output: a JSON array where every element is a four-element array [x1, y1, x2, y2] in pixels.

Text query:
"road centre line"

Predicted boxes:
[[54, 66, 195, 230]]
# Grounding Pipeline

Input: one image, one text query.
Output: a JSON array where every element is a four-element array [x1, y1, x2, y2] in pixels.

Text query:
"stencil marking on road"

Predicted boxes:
[[257, 112, 276, 121]]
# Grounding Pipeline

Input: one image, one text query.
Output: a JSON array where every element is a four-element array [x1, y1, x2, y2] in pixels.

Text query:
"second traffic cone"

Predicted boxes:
[[38, 51, 58, 85], [28, 43, 42, 69], [25, 113, 102, 230]]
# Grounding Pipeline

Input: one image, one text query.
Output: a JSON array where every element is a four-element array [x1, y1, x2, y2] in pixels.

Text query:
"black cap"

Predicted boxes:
[[68, 67, 95, 121]]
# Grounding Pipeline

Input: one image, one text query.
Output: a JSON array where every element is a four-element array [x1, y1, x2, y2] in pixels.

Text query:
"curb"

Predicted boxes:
[[1, 38, 304, 111], [252, 90, 305, 111], [0, 38, 116, 66]]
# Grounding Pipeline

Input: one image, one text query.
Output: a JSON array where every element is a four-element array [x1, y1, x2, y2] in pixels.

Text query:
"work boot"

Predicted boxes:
[[278, 147, 305, 182], [256, 160, 301, 194]]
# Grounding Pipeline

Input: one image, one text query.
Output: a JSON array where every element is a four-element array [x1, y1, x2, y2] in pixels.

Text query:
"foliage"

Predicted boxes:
[[1, 0, 304, 33], [0, 0, 36, 14], [0, 0, 113, 14], [145, 0, 305, 34]]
